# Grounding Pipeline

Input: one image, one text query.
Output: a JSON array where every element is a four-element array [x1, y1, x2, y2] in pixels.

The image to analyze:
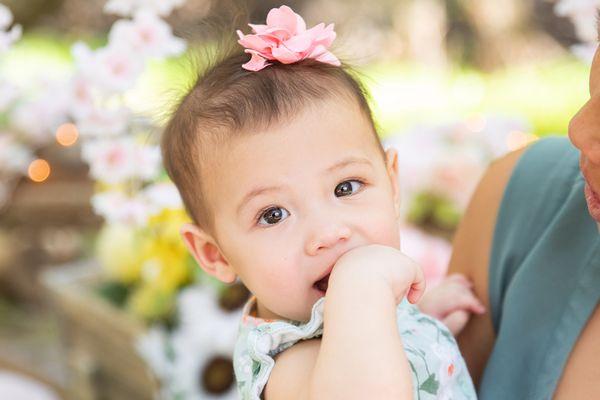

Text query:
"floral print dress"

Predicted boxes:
[[233, 295, 477, 400]]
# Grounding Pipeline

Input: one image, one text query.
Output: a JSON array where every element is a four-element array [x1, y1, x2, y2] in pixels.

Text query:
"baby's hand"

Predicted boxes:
[[332, 244, 426, 305], [418, 273, 485, 336]]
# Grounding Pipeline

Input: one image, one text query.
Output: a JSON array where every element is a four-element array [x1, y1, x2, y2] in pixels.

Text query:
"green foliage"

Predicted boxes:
[[95, 281, 131, 308], [364, 59, 588, 139], [408, 192, 461, 232]]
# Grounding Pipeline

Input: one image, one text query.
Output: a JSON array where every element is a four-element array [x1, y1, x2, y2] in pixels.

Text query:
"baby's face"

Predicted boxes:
[[205, 97, 401, 322]]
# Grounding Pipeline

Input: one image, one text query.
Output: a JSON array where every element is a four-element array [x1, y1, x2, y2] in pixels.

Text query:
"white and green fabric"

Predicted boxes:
[[233, 295, 477, 400]]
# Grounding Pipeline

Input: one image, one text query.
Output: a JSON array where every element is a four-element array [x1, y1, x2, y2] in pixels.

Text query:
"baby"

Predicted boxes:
[[161, 5, 482, 399]]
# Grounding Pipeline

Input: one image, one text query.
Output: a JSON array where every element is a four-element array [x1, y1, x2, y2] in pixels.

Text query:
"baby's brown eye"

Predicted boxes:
[[258, 206, 289, 225], [335, 180, 363, 197]]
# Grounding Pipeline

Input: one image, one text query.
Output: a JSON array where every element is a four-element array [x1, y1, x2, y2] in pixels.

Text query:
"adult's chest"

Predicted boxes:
[[481, 191, 600, 399], [553, 304, 600, 399]]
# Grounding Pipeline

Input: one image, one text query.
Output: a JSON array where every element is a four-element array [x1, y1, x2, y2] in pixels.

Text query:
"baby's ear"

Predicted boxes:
[[384, 147, 401, 218], [179, 223, 237, 283]]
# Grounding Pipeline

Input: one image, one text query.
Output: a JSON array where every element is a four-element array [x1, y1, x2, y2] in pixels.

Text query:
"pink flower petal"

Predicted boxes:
[[271, 45, 303, 64], [265, 28, 293, 42], [295, 13, 306, 33], [283, 31, 314, 53], [305, 23, 337, 48], [266, 5, 301, 35], [242, 51, 271, 71], [307, 45, 340, 66], [306, 44, 327, 59], [315, 50, 341, 66], [256, 30, 288, 45], [248, 23, 268, 34], [237, 32, 272, 53]]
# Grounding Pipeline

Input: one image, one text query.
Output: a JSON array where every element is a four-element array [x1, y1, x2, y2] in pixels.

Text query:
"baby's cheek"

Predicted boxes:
[[367, 211, 401, 248]]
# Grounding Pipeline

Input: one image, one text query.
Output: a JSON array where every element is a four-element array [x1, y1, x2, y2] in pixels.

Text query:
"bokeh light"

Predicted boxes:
[[56, 123, 79, 146], [506, 130, 539, 151], [28, 159, 51, 183]]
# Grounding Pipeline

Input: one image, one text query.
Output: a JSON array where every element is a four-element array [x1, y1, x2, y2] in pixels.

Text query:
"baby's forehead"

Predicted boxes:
[[208, 106, 379, 186]]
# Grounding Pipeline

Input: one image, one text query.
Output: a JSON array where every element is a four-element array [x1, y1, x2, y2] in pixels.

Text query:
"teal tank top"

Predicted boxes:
[[479, 137, 600, 399]]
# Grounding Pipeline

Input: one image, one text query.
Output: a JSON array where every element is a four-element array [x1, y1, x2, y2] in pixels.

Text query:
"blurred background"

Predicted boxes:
[[0, 0, 595, 399]]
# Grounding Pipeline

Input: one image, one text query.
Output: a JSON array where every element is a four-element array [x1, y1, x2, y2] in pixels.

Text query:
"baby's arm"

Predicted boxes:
[[265, 244, 424, 400]]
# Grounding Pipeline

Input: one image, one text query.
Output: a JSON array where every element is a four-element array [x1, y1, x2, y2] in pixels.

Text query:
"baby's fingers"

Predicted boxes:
[[446, 273, 473, 288], [451, 290, 486, 314], [406, 264, 426, 304]]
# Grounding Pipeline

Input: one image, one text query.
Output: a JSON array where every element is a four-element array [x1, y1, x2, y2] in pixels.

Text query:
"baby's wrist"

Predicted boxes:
[[329, 261, 409, 304]]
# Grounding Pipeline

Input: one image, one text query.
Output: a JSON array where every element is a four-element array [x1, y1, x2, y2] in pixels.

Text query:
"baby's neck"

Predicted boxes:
[[254, 299, 286, 322]]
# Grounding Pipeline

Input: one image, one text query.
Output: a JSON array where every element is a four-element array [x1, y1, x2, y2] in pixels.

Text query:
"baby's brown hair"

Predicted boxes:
[[161, 42, 384, 235]]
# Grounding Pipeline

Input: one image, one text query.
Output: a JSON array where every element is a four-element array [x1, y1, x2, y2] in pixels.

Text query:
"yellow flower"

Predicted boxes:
[[139, 239, 193, 291], [96, 223, 145, 284], [127, 283, 175, 322]]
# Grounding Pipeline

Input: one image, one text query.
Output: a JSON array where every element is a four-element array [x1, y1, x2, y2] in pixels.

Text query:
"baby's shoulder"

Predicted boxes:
[[233, 298, 325, 400]]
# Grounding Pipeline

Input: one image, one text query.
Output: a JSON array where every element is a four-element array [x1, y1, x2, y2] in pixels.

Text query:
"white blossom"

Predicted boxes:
[[108, 11, 186, 59], [72, 41, 145, 93], [571, 42, 598, 62], [91, 190, 153, 226], [74, 106, 130, 137], [10, 80, 71, 145], [142, 182, 183, 212], [104, 0, 186, 17], [0, 4, 21, 53], [554, 0, 600, 62], [0, 4, 13, 30], [81, 138, 161, 184], [0, 80, 19, 112], [137, 284, 242, 399], [554, 0, 600, 18], [0, 134, 33, 175]]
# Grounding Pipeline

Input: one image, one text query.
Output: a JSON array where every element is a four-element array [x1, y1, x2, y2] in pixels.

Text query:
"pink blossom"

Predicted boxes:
[[400, 226, 451, 288], [74, 106, 130, 137], [81, 138, 161, 184], [10, 80, 70, 145], [109, 11, 186, 59], [236, 5, 340, 71], [72, 41, 144, 93]]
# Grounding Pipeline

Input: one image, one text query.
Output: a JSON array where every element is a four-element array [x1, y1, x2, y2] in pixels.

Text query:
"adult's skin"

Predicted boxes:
[[447, 42, 600, 397]]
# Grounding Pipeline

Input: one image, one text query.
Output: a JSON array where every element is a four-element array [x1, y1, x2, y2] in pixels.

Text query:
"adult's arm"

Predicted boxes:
[[447, 146, 527, 387]]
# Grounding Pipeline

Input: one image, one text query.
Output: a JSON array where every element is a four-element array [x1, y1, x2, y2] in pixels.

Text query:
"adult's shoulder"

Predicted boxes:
[[448, 144, 528, 282], [446, 144, 527, 386]]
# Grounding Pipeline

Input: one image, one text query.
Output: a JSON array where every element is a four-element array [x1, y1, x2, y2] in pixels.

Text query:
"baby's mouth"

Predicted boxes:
[[313, 273, 330, 294]]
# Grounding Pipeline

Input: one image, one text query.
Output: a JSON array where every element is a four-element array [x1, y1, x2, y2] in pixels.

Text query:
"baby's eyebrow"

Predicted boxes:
[[325, 156, 373, 173], [237, 185, 284, 216]]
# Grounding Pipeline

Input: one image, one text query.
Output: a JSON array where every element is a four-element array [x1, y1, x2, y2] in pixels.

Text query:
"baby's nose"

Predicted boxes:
[[305, 223, 352, 255]]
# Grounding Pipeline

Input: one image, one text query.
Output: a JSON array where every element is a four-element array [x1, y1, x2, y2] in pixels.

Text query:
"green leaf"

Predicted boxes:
[[419, 373, 440, 395], [95, 281, 130, 307]]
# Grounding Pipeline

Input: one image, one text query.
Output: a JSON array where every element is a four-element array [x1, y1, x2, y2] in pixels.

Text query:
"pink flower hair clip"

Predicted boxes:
[[236, 5, 341, 71]]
